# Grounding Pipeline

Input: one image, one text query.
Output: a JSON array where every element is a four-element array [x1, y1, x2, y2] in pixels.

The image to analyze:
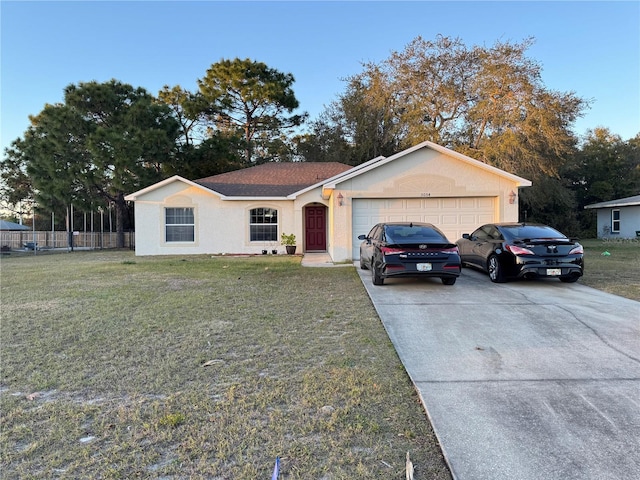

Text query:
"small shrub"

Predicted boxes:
[[158, 412, 186, 428]]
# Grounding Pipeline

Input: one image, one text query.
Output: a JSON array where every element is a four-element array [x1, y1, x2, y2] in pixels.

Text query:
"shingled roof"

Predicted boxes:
[[194, 162, 353, 197]]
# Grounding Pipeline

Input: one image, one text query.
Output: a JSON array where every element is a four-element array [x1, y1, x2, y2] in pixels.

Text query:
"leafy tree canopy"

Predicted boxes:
[[1, 79, 180, 246], [304, 35, 588, 179], [197, 58, 307, 164], [297, 35, 600, 231], [561, 128, 640, 234]]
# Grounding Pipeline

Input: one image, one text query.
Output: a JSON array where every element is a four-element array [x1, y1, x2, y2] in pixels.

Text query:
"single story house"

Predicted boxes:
[[584, 194, 640, 239], [125, 140, 531, 262]]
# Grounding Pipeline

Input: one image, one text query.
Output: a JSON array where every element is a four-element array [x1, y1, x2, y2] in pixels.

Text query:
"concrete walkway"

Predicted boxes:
[[301, 252, 351, 267], [356, 266, 640, 480]]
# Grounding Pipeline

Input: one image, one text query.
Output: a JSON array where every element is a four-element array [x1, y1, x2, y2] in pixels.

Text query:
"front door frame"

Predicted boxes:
[[304, 203, 327, 252]]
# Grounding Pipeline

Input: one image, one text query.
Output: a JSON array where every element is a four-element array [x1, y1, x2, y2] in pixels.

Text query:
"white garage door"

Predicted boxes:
[[352, 197, 496, 259]]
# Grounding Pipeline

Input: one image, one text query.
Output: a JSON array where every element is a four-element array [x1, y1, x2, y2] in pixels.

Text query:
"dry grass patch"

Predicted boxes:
[[1, 252, 451, 479]]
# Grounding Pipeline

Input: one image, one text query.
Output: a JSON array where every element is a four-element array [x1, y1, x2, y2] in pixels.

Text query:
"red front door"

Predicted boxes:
[[305, 206, 327, 251]]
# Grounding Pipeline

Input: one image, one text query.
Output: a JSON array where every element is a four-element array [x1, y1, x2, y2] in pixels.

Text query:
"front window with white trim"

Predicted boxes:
[[250, 208, 278, 241], [611, 209, 620, 233], [165, 207, 195, 242]]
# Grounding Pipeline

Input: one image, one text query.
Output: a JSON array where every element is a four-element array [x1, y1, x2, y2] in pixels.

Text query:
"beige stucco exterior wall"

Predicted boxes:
[[326, 148, 523, 262], [132, 181, 302, 256]]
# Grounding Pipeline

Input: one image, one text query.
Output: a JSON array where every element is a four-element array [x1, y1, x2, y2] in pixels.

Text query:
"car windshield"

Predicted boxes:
[[501, 225, 567, 240], [385, 225, 445, 243]]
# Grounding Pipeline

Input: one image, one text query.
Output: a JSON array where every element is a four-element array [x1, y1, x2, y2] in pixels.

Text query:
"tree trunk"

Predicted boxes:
[[115, 191, 126, 248], [244, 121, 252, 164]]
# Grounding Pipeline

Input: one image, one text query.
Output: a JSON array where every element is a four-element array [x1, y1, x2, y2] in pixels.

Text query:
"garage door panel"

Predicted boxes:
[[387, 199, 405, 209], [478, 213, 494, 224], [478, 197, 494, 207], [352, 197, 496, 259], [353, 215, 372, 226]]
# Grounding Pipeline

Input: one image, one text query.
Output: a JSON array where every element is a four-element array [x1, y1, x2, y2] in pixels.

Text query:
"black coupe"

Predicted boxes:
[[456, 223, 584, 283], [358, 222, 462, 285]]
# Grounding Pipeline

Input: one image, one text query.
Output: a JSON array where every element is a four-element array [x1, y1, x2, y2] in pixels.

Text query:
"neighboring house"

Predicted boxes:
[[0, 220, 30, 231], [125, 140, 532, 262], [584, 194, 640, 239], [0, 220, 32, 251]]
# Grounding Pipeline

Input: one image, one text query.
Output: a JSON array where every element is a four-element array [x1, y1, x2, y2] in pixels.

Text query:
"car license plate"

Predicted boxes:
[[417, 263, 432, 272], [546, 268, 561, 276]]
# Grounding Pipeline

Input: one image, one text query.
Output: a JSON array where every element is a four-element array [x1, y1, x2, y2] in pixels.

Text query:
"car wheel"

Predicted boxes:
[[441, 277, 456, 285], [488, 255, 506, 283], [559, 275, 579, 283], [360, 256, 368, 270], [371, 259, 384, 285]]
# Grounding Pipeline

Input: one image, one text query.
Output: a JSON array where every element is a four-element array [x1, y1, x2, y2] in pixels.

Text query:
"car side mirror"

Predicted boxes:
[[462, 233, 470, 239], [357, 234, 367, 240]]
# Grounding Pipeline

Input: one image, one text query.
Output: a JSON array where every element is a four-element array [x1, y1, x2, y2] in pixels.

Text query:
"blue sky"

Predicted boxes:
[[1, 0, 639, 156]]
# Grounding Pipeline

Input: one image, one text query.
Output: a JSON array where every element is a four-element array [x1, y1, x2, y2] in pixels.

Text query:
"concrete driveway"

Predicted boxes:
[[356, 266, 640, 480]]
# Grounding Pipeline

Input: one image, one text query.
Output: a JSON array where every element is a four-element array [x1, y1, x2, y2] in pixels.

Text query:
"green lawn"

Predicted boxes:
[[581, 238, 640, 301], [1, 252, 451, 479]]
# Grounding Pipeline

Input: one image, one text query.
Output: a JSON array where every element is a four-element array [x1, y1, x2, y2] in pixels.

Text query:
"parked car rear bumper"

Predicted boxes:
[[512, 256, 584, 280], [382, 261, 461, 278]]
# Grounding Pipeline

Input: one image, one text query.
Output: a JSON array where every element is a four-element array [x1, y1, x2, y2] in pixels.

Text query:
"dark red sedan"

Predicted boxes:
[[358, 222, 462, 286]]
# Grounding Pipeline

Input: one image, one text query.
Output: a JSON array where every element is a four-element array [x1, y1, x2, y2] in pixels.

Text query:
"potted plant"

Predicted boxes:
[[281, 233, 297, 255]]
